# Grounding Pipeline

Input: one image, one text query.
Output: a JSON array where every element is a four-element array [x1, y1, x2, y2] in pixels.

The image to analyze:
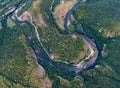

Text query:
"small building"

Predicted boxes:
[[50, 53, 57, 59]]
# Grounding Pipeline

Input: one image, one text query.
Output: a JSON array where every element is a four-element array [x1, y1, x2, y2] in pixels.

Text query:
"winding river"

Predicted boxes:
[[4, 0, 99, 73]]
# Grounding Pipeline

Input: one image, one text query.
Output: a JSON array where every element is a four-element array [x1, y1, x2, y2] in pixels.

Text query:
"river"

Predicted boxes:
[[6, 0, 99, 73]]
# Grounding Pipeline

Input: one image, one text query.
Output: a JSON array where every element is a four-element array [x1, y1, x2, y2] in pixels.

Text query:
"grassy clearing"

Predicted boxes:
[[53, 0, 76, 29], [7, 17, 15, 28], [27, 0, 47, 27], [28, 0, 42, 16]]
